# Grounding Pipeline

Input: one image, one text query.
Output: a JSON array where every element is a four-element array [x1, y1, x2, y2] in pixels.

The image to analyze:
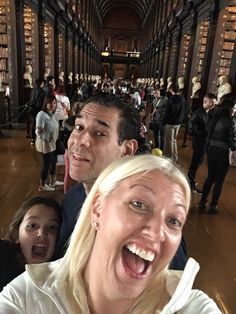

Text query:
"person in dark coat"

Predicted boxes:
[[199, 98, 236, 214], [30, 78, 46, 145], [152, 88, 168, 150], [187, 93, 216, 192], [163, 85, 186, 162]]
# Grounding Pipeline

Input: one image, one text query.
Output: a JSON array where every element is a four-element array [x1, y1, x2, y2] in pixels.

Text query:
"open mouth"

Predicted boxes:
[[32, 244, 47, 259], [122, 243, 155, 279]]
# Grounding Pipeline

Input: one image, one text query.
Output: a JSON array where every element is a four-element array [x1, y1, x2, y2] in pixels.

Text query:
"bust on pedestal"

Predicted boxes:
[[23, 65, 33, 89], [217, 75, 232, 104], [191, 76, 201, 113], [74, 73, 79, 84], [59, 71, 64, 85], [167, 76, 173, 91], [68, 72, 73, 85], [178, 77, 185, 91], [43, 67, 51, 81], [160, 77, 165, 90], [0, 74, 3, 92]]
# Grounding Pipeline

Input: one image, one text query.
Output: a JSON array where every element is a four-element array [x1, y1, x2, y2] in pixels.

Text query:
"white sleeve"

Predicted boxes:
[[0, 275, 27, 313], [178, 289, 222, 314]]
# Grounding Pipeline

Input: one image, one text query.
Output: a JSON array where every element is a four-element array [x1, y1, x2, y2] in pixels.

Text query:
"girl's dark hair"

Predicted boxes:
[[4, 197, 62, 244], [42, 95, 56, 113]]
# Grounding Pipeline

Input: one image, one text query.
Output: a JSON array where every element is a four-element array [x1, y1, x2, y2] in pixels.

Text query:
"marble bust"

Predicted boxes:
[[191, 76, 201, 98], [43, 67, 51, 81], [23, 65, 33, 88], [59, 71, 64, 85], [178, 77, 185, 91], [167, 76, 173, 91], [217, 75, 232, 103]]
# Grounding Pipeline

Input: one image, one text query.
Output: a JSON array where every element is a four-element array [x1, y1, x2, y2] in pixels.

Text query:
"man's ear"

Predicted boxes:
[[91, 193, 102, 225], [123, 139, 139, 156]]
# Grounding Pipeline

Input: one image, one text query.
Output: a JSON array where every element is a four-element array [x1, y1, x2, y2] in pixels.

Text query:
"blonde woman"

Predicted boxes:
[[0, 155, 221, 313]]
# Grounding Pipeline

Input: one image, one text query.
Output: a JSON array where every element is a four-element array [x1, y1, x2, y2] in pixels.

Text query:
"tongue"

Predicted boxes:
[[32, 246, 45, 257], [123, 248, 146, 274]]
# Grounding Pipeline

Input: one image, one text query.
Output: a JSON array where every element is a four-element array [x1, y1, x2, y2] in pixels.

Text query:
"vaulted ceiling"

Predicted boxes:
[[95, 0, 155, 25]]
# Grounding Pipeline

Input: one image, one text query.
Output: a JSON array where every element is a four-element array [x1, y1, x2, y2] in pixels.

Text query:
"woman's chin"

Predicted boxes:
[[112, 257, 150, 299]]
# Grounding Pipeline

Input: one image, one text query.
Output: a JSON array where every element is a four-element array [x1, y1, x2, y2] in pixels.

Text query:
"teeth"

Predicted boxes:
[[34, 244, 46, 248], [126, 243, 155, 262]]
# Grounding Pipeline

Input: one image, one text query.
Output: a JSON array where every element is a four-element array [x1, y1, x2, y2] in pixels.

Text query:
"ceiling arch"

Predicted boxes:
[[95, 0, 154, 25]]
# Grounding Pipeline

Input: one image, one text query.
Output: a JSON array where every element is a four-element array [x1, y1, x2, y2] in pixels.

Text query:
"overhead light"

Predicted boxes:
[[101, 51, 110, 56]]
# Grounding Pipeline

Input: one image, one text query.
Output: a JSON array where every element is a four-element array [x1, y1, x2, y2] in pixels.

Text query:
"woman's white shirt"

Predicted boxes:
[[0, 258, 222, 314]]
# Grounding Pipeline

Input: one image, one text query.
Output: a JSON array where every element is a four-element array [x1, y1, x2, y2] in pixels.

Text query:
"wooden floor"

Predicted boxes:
[[0, 125, 235, 313]]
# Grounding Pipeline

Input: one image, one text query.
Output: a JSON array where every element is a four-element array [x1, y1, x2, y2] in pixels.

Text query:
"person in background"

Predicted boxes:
[[54, 85, 71, 129], [163, 85, 186, 162], [199, 98, 236, 214], [137, 103, 152, 154], [35, 95, 60, 191], [0, 196, 61, 291], [30, 78, 46, 146], [187, 93, 216, 193], [44, 75, 55, 97], [0, 155, 221, 313], [129, 87, 142, 108], [151, 88, 168, 150]]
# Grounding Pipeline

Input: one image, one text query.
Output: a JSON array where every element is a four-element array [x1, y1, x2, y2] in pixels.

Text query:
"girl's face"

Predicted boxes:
[[86, 170, 187, 302], [17, 204, 59, 264], [47, 99, 57, 112]]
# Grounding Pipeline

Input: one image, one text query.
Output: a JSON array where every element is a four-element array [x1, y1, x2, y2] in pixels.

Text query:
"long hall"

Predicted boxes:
[[0, 0, 236, 313]]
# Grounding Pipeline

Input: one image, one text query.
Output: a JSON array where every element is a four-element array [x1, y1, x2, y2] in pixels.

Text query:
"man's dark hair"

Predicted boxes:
[[169, 85, 178, 94], [35, 78, 45, 87], [204, 93, 216, 100], [47, 75, 54, 83], [84, 92, 141, 145]]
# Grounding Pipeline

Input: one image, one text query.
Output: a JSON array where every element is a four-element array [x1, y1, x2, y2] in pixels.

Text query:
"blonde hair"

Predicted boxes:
[[55, 155, 191, 313]]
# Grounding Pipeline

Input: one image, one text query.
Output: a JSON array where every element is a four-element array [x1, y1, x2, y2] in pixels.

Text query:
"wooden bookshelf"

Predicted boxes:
[[179, 33, 190, 77], [0, 0, 9, 87], [196, 20, 209, 79], [218, 4, 236, 76], [23, 5, 36, 67], [168, 38, 178, 78], [44, 22, 53, 71], [58, 33, 65, 72], [67, 38, 73, 73]]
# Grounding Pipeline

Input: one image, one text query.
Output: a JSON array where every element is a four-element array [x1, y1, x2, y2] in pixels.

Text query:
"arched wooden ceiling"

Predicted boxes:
[[95, 0, 154, 24]]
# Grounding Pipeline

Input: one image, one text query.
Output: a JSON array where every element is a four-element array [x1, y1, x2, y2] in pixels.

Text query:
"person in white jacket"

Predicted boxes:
[[54, 85, 70, 129], [0, 155, 222, 314]]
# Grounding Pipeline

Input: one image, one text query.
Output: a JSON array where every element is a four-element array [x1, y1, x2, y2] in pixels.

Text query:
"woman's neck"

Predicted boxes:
[[88, 300, 131, 314], [84, 257, 135, 314]]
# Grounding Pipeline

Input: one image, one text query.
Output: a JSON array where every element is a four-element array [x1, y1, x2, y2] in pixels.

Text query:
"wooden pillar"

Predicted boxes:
[[14, 0, 25, 108], [201, 2, 219, 96]]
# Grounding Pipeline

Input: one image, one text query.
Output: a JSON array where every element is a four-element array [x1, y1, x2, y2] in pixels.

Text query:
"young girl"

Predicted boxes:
[[0, 196, 61, 291]]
